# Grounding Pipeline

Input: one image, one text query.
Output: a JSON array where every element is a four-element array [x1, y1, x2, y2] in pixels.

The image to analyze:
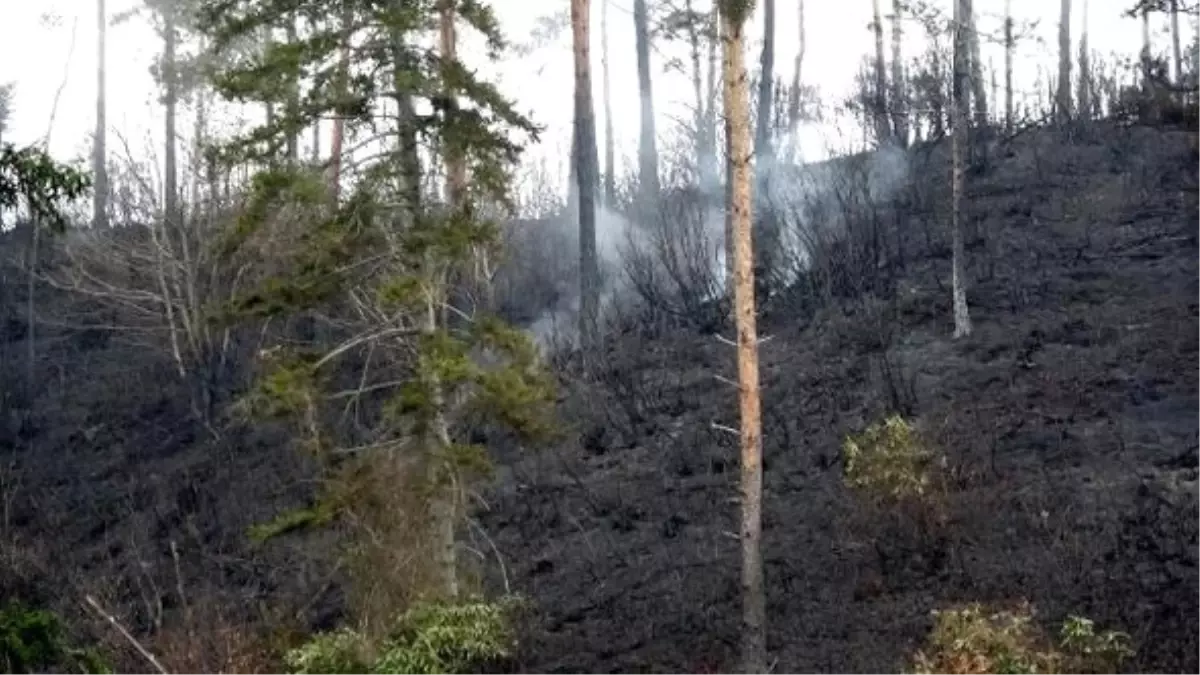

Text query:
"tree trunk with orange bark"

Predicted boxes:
[[719, 0, 766, 671]]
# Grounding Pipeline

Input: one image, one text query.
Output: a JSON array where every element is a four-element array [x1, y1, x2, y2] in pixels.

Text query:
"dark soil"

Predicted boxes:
[[0, 123, 1195, 673], [481, 125, 1200, 673]]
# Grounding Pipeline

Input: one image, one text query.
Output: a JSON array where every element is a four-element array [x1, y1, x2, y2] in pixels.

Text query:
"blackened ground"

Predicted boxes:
[[479, 125, 1199, 673], [0, 123, 1194, 673]]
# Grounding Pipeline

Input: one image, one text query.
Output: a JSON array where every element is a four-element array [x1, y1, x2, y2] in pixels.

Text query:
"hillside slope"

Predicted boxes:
[[0, 123, 1195, 673], [481, 124, 1199, 672]]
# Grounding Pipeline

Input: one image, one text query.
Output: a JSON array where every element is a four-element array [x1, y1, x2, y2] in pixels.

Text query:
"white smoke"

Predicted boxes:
[[522, 203, 636, 351], [521, 137, 910, 353]]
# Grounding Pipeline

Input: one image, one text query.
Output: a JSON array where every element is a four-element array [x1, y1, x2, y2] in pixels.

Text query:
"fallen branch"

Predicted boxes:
[[83, 595, 169, 674]]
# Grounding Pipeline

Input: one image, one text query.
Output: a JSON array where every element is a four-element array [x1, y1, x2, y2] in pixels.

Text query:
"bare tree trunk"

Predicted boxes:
[[687, 0, 703, 148], [601, 0, 616, 207], [990, 57, 998, 122], [285, 16, 299, 163], [1004, 0, 1013, 133], [572, 0, 600, 351], [568, 115, 579, 217], [191, 61, 207, 218], [164, 6, 179, 233], [719, 5, 731, 289], [633, 0, 660, 208], [720, 2, 765, 671], [25, 224, 38, 410], [308, 17, 321, 165], [786, 0, 805, 161], [1077, 0, 1090, 122], [755, 0, 775, 160], [1170, 0, 1183, 84], [329, 10, 350, 201], [1056, 0, 1073, 122], [311, 121, 320, 163], [931, 41, 945, 137], [890, 0, 907, 147], [966, 0, 988, 128], [93, 0, 108, 229], [871, 0, 891, 143], [705, 6, 720, 187], [1142, 8, 1151, 86], [724, 101, 735, 294], [430, 0, 466, 601], [688, 0, 717, 192], [425, 279, 458, 600], [439, 7, 466, 206], [263, 27, 276, 136], [952, 0, 972, 338]]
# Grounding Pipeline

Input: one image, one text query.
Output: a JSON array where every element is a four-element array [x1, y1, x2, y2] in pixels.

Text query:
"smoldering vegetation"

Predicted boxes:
[[2, 113, 1194, 672], [497, 141, 913, 350], [484, 122, 1198, 673]]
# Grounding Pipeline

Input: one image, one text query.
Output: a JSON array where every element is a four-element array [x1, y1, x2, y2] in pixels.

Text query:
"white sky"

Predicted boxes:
[[0, 0, 1181, 191]]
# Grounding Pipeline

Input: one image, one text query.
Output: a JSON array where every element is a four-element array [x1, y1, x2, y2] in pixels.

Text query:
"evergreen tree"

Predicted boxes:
[[196, 0, 555, 620]]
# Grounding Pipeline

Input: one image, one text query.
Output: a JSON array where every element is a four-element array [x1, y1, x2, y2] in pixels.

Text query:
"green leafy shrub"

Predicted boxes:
[[842, 415, 950, 578], [286, 596, 522, 674], [843, 415, 939, 502], [0, 601, 110, 673], [910, 602, 1134, 674], [1058, 615, 1135, 673]]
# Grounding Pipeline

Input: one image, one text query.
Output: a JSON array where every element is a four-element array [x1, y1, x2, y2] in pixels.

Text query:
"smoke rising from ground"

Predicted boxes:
[[516, 140, 910, 351]]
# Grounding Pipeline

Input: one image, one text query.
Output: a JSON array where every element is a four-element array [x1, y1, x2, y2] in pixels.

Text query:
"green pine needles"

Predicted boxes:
[[285, 596, 524, 674], [196, 0, 555, 649]]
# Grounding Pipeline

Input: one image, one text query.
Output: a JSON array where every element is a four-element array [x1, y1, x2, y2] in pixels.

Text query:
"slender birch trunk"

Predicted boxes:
[[952, 0, 972, 338]]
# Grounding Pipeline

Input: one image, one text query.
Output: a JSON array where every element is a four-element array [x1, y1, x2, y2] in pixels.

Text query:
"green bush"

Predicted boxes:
[[910, 602, 1134, 674], [1058, 615, 1135, 673], [286, 596, 522, 674], [0, 601, 110, 674], [843, 414, 939, 502]]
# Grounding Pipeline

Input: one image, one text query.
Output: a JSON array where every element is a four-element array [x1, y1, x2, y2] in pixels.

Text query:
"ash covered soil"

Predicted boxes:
[[480, 125, 1199, 673], [2, 123, 1196, 673]]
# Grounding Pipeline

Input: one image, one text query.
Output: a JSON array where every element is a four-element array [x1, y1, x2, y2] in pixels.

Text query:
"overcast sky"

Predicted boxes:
[[0, 0, 1179, 194]]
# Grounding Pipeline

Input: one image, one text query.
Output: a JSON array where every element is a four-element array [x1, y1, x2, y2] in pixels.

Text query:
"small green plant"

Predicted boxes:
[[0, 601, 110, 673], [910, 602, 1135, 674], [843, 415, 938, 502], [911, 602, 1055, 674], [1058, 615, 1134, 673], [285, 596, 523, 674]]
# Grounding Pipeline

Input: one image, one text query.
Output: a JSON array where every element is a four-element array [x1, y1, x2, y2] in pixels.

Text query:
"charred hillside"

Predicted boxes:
[[485, 122, 1200, 672], [0, 121, 1196, 672]]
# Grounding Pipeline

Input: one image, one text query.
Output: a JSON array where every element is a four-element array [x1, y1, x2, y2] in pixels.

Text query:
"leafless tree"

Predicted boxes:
[[952, 0, 972, 338], [94, 0, 109, 229], [1005, 0, 1014, 132], [1078, 0, 1092, 121], [1057, 0, 1074, 122], [601, 0, 616, 207], [891, 0, 909, 147], [871, 0, 892, 143], [572, 0, 600, 350], [755, 0, 776, 160], [634, 0, 661, 208], [966, 0, 988, 128]]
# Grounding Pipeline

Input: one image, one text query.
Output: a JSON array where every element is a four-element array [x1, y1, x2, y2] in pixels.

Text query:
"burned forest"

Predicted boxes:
[[0, 0, 1197, 672]]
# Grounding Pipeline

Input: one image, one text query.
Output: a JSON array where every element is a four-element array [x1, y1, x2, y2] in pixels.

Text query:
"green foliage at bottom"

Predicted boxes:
[[910, 601, 1134, 674], [285, 596, 523, 674], [0, 601, 111, 674]]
